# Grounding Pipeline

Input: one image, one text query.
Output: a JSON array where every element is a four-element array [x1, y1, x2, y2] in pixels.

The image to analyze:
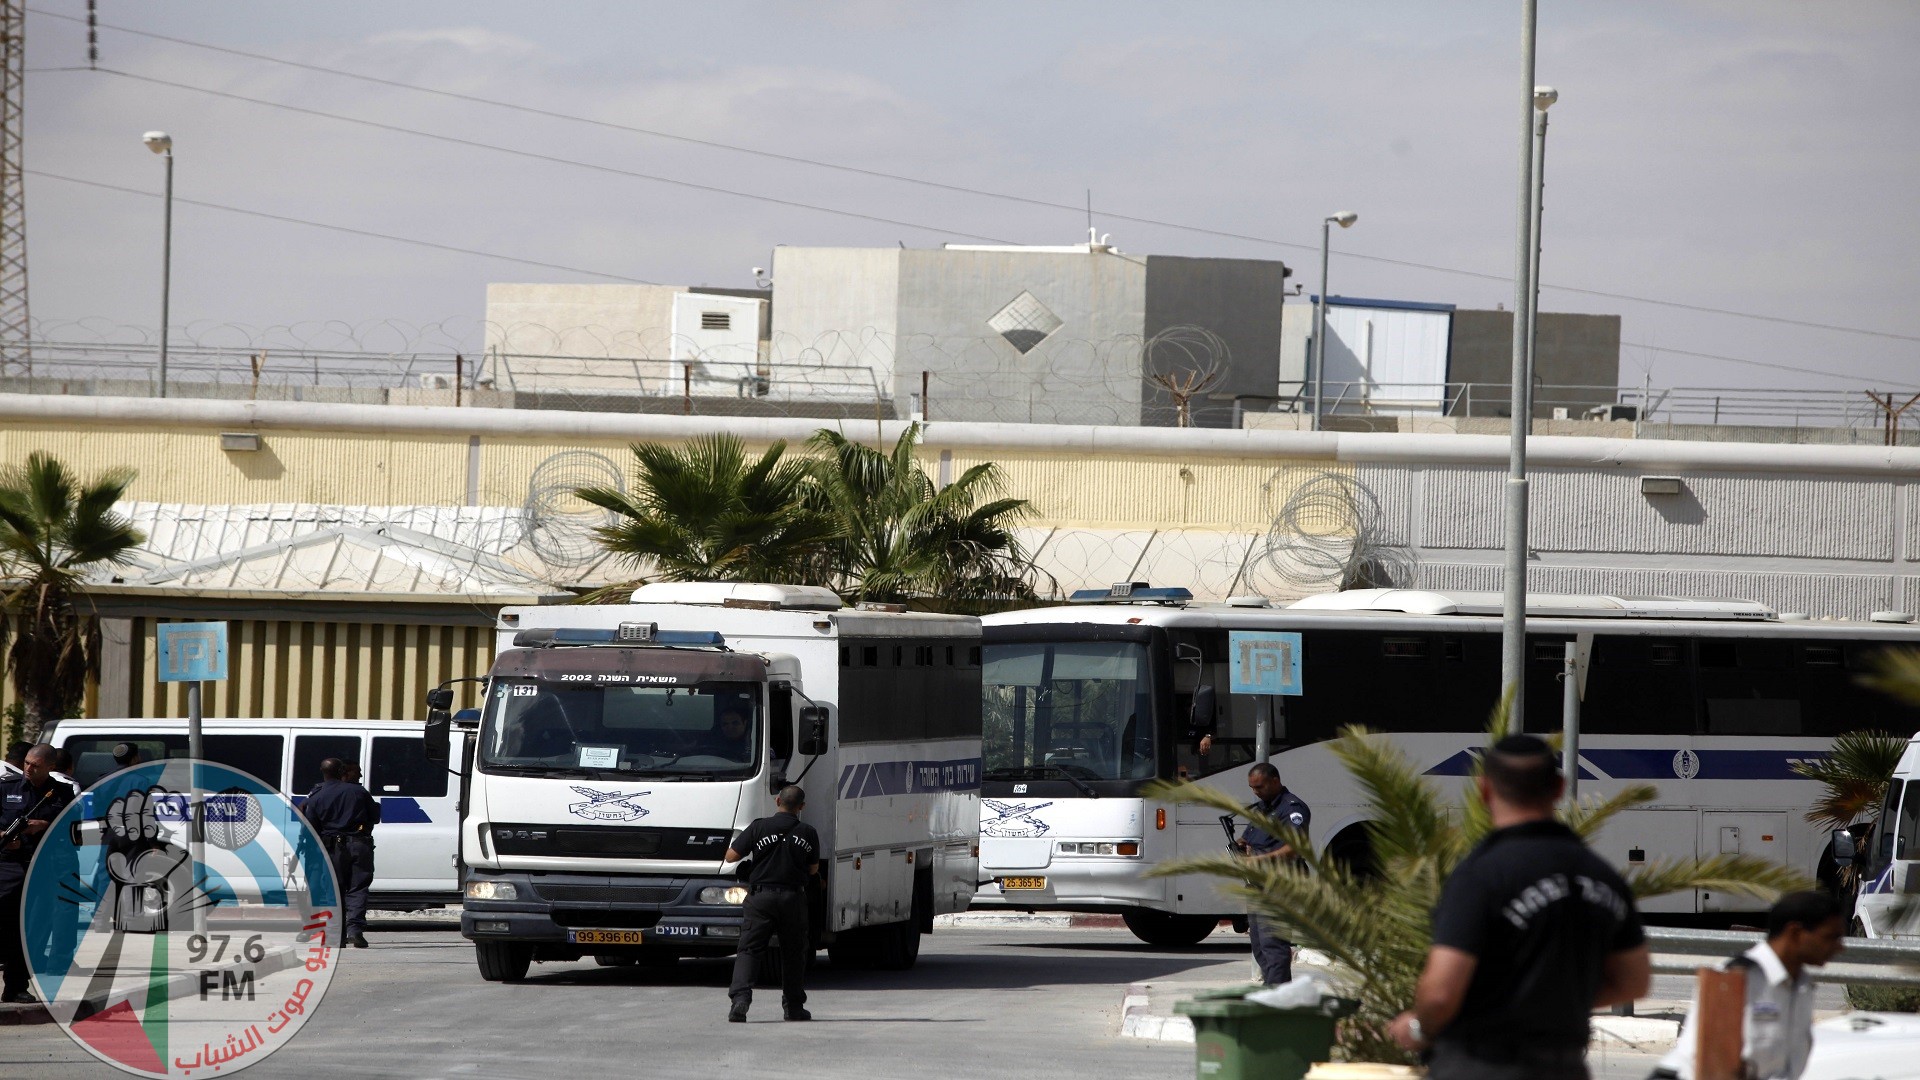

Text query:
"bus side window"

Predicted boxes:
[[371, 736, 447, 797], [292, 735, 361, 795]]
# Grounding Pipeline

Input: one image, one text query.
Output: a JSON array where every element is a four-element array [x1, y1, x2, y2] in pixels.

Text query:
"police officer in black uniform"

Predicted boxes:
[[1, 744, 75, 1003], [301, 757, 380, 949], [723, 784, 820, 1023], [1237, 762, 1310, 984], [1390, 734, 1652, 1079]]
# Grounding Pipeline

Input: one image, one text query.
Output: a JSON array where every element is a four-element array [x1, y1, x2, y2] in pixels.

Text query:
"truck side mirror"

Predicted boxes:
[[797, 706, 829, 757], [424, 687, 455, 762], [1830, 829, 1857, 866], [1190, 684, 1218, 737]]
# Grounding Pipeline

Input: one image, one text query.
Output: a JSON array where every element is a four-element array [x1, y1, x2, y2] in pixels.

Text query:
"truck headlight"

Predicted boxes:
[[466, 880, 519, 901], [698, 885, 749, 905]]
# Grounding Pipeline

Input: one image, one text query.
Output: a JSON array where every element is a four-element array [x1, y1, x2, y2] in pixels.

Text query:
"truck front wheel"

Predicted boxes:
[[475, 941, 533, 983]]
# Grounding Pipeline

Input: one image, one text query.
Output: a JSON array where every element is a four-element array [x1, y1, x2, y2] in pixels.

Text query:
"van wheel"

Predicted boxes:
[[475, 941, 533, 983], [1122, 909, 1218, 947]]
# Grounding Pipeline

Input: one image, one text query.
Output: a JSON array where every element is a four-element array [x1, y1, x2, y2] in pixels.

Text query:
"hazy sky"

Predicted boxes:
[[23, 2, 1920, 398]]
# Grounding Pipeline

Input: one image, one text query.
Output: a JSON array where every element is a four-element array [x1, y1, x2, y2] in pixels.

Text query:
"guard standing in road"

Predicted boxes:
[[302, 757, 380, 949], [1389, 734, 1651, 1079], [1237, 762, 1310, 985], [0, 744, 75, 1003], [723, 784, 821, 1023]]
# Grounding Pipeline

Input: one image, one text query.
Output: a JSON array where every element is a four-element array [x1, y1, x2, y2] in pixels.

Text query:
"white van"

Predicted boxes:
[[44, 717, 464, 909]]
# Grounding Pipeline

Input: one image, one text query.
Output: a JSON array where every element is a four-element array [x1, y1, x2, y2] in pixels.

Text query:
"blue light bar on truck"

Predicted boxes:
[[1067, 582, 1193, 605], [511, 627, 728, 648]]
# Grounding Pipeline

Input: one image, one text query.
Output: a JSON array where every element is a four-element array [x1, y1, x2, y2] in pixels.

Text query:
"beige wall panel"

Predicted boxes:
[[947, 452, 1351, 530], [1, 424, 469, 506]]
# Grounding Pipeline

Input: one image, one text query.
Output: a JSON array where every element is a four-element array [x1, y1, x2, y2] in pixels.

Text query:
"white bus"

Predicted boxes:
[[973, 586, 1920, 944], [44, 717, 466, 909]]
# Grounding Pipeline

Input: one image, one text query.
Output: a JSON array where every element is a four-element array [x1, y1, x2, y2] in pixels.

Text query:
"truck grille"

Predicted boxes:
[[533, 884, 682, 905]]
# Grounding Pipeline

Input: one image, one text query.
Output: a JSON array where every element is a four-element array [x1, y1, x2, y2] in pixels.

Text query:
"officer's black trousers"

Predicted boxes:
[[0, 881, 24, 996], [1248, 913, 1293, 985], [327, 837, 374, 937], [728, 888, 808, 1011]]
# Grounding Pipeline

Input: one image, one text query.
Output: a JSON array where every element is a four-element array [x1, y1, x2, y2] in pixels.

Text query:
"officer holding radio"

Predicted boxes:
[[723, 785, 820, 1023]]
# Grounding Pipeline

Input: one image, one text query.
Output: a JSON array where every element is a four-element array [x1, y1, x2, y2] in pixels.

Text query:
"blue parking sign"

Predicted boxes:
[[1229, 631, 1301, 696], [157, 621, 228, 682]]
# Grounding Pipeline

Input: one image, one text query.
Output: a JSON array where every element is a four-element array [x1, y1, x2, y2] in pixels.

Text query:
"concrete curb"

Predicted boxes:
[[1119, 983, 1194, 1044], [936, 912, 1126, 929], [1590, 1014, 1682, 1051]]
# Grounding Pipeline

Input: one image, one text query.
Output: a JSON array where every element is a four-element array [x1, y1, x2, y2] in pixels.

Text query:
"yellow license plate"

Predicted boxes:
[[998, 876, 1047, 891], [568, 929, 646, 945]]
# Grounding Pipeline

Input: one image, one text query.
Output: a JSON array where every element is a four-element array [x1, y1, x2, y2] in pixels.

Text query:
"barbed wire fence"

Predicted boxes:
[[2, 316, 1903, 436]]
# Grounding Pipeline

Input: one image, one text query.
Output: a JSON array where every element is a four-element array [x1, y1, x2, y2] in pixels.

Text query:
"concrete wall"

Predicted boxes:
[[893, 247, 1147, 426], [483, 283, 686, 391], [768, 246, 901, 394], [1446, 309, 1622, 417], [17, 393, 1920, 620], [1141, 255, 1289, 428]]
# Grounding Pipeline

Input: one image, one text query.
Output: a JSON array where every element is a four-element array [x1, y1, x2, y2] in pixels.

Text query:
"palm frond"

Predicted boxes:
[[1791, 728, 1908, 830], [1561, 783, 1659, 842], [1624, 853, 1810, 902]]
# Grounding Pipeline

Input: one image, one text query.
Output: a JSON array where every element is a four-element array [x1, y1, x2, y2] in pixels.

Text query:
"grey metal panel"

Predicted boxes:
[[1353, 463, 1414, 547], [1529, 470, 1893, 560], [1421, 468, 1504, 549]]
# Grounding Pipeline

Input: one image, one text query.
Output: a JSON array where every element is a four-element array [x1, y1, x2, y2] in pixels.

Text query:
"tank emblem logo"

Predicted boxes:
[[566, 787, 652, 822], [981, 799, 1054, 838]]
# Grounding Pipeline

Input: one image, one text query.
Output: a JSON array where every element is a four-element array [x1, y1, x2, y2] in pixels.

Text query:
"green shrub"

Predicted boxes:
[[1846, 983, 1920, 1012]]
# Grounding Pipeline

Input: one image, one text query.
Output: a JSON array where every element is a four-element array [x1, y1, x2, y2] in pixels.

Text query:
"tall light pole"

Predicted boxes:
[[144, 130, 173, 398], [1524, 87, 1557, 429], [1311, 211, 1357, 431], [1500, 1, 1538, 721]]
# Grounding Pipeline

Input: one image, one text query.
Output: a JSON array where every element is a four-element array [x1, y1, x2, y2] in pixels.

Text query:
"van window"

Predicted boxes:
[[370, 736, 448, 798], [1902, 781, 1920, 862], [292, 735, 362, 795], [60, 734, 284, 790]]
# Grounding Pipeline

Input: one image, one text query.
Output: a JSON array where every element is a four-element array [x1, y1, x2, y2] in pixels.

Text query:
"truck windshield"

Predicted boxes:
[[480, 680, 760, 778], [983, 642, 1154, 783]]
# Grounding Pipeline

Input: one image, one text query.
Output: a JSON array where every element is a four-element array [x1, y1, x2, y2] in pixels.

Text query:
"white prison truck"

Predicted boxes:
[[453, 582, 982, 982], [974, 585, 1920, 944]]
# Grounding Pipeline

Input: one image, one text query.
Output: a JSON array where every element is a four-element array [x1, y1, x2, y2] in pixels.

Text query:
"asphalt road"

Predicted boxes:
[[2, 922, 1217, 1080]]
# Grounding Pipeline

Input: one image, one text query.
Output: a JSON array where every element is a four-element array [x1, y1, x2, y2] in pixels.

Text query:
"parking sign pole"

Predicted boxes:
[[188, 678, 206, 933]]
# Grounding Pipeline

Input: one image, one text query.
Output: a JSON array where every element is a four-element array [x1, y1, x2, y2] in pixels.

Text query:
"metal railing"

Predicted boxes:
[[1647, 926, 1920, 988]]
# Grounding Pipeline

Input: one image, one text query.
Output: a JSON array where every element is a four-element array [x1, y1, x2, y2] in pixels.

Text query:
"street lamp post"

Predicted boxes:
[[1311, 211, 1358, 431], [1525, 87, 1557, 429], [144, 131, 173, 399], [1500, 0, 1538, 721]]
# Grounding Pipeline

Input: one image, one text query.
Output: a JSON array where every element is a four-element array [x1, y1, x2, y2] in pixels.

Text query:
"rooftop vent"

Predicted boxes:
[[700, 311, 731, 330]]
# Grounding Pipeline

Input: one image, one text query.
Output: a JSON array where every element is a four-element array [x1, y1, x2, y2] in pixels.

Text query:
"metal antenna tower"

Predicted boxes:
[[0, 0, 27, 376]]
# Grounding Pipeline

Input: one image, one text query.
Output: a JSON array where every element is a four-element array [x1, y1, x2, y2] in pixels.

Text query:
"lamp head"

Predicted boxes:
[[1533, 86, 1559, 110], [1328, 211, 1358, 228], [142, 131, 173, 154]]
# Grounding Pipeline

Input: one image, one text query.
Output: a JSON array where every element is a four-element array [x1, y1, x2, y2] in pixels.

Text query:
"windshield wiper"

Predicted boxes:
[[985, 765, 1100, 799]]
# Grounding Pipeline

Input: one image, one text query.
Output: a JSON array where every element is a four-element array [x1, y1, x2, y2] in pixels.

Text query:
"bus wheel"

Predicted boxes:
[[1327, 825, 1378, 880], [475, 941, 533, 983], [1122, 909, 1217, 947]]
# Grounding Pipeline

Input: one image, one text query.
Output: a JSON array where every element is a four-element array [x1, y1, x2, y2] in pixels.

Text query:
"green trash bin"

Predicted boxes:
[[1173, 984, 1358, 1080]]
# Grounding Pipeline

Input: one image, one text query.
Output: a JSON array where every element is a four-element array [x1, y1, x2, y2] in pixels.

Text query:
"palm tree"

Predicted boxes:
[[0, 452, 144, 738], [575, 434, 840, 585], [1151, 706, 1809, 1064], [805, 425, 1039, 608], [1792, 729, 1908, 835]]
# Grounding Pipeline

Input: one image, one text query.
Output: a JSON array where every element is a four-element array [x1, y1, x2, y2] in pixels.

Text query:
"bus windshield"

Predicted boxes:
[[983, 642, 1154, 783], [480, 679, 760, 778]]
